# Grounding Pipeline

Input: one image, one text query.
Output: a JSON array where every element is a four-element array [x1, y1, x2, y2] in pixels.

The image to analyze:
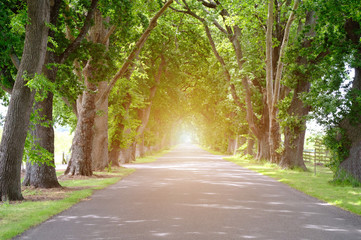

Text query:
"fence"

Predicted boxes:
[[303, 139, 331, 174]]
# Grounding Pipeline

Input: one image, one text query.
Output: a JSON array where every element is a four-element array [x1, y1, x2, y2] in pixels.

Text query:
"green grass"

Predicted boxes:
[[133, 148, 172, 164], [0, 167, 135, 240], [225, 154, 361, 216], [199, 145, 228, 156]]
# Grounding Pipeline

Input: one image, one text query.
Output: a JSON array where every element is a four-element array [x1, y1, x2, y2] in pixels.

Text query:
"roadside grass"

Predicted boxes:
[[199, 145, 228, 156], [0, 167, 135, 240], [225, 154, 361, 216], [133, 148, 172, 164]]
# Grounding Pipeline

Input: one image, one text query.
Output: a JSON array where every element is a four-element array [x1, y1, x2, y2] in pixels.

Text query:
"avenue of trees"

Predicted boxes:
[[0, 0, 360, 201]]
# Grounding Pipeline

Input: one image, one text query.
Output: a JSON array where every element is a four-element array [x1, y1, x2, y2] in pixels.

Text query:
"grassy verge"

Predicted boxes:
[[225, 154, 361, 216], [0, 167, 135, 240], [198, 145, 227, 156], [133, 148, 172, 164]]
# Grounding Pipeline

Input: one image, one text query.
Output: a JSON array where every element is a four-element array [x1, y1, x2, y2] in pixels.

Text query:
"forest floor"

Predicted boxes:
[[14, 144, 361, 240]]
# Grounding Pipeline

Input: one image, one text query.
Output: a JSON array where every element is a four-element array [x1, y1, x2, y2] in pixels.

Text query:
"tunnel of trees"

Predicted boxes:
[[0, 0, 360, 201]]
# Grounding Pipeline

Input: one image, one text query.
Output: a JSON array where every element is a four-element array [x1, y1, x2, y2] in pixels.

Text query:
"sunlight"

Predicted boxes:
[[179, 132, 193, 143]]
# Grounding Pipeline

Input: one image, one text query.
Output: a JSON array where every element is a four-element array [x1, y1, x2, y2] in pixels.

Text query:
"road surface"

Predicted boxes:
[[16, 144, 361, 240]]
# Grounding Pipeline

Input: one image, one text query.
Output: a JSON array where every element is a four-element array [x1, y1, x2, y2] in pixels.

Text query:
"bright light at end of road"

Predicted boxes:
[[180, 132, 193, 143]]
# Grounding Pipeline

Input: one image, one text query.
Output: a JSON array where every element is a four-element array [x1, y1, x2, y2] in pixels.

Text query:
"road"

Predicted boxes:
[[16, 144, 361, 240]]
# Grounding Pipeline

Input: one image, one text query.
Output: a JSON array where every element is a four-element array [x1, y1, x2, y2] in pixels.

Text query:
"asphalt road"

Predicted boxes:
[[16, 144, 361, 240]]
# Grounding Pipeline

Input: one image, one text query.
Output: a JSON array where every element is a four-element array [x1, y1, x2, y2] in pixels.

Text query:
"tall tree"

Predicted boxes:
[[23, 0, 99, 186], [0, 0, 50, 201], [65, 0, 174, 175]]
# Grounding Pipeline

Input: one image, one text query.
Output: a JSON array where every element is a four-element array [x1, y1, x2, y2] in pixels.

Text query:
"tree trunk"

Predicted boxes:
[[227, 138, 236, 155], [138, 134, 146, 157], [130, 142, 137, 162], [65, 79, 96, 176], [92, 81, 109, 170], [337, 64, 361, 182], [280, 80, 310, 170], [256, 132, 271, 161], [336, 20, 361, 182], [131, 56, 165, 158], [120, 144, 135, 164], [108, 126, 125, 167], [161, 133, 168, 149], [281, 125, 307, 170], [22, 92, 61, 188], [23, 0, 98, 185], [0, 0, 50, 201], [247, 137, 255, 156], [108, 146, 121, 167]]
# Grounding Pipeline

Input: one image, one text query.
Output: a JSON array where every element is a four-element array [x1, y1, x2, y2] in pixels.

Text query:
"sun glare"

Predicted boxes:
[[180, 132, 193, 143]]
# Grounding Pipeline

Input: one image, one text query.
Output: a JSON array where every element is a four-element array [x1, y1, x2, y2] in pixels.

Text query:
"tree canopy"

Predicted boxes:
[[0, 0, 361, 200]]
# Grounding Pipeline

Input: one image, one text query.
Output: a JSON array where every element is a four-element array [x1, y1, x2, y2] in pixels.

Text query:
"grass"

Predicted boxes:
[[225, 154, 361, 216], [0, 147, 170, 239], [199, 145, 228, 156], [133, 148, 172, 164], [0, 167, 135, 240]]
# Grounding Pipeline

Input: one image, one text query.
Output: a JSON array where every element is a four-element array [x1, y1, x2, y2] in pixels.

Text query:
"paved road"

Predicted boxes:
[[16, 144, 361, 240]]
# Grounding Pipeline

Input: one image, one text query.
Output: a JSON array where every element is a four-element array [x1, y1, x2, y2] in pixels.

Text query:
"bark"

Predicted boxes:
[[0, 0, 50, 201], [337, 18, 361, 182], [161, 133, 168, 149], [265, 0, 276, 163], [65, 78, 96, 176], [89, 10, 112, 171], [280, 79, 310, 170], [130, 142, 137, 162], [24, 0, 99, 187], [92, 81, 109, 170], [265, 0, 274, 116], [280, 10, 317, 170], [256, 132, 271, 161], [120, 142, 135, 164], [338, 66, 361, 182], [66, 9, 112, 174], [108, 147, 121, 167], [138, 134, 146, 157], [22, 0, 61, 186], [22, 92, 61, 188], [247, 137, 255, 156], [267, 0, 299, 164], [227, 138, 237, 155]]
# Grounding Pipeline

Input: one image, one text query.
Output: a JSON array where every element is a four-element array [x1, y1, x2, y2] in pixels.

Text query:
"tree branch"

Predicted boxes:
[[272, 0, 299, 109], [197, 0, 217, 8], [96, 0, 174, 107], [10, 53, 20, 70], [58, 0, 99, 64], [101, 25, 116, 44]]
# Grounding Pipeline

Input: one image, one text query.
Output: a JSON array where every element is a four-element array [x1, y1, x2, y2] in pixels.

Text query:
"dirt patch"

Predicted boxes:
[[58, 173, 119, 180], [19, 186, 89, 202]]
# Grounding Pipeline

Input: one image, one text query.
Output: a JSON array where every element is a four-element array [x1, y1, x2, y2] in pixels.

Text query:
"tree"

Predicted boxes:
[[306, 0, 361, 183], [65, 0, 174, 175], [23, 0, 99, 186], [0, 0, 50, 201]]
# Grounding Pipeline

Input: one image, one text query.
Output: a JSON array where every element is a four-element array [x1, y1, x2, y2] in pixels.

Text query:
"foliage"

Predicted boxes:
[[323, 127, 351, 174], [22, 131, 54, 167]]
